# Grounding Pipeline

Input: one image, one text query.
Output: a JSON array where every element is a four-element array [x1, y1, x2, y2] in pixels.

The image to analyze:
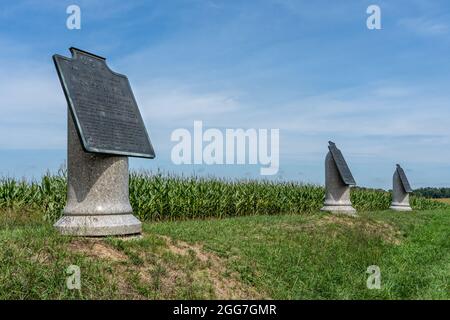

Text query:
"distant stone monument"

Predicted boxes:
[[52, 48, 155, 236], [390, 164, 413, 211], [321, 141, 357, 215]]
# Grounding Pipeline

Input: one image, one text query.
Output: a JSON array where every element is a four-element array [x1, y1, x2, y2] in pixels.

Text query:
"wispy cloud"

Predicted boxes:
[[134, 83, 242, 123], [0, 36, 65, 149], [1, 1, 450, 186], [398, 16, 449, 36]]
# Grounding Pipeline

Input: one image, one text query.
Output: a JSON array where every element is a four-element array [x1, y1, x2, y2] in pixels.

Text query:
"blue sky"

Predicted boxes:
[[1, 0, 450, 189]]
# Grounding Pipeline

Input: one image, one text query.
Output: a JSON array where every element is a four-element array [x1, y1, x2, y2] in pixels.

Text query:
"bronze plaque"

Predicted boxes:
[[396, 164, 412, 192], [328, 141, 356, 185], [53, 48, 155, 158]]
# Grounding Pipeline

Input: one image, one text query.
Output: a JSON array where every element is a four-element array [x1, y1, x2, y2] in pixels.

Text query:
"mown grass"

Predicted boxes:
[[0, 208, 220, 299], [0, 208, 448, 299], [1, 172, 447, 299], [0, 172, 446, 222], [148, 209, 450, 299]]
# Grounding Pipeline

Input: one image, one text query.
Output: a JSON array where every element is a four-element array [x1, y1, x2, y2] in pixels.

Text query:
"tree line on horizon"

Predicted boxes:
[[412, 187, 450, 199]]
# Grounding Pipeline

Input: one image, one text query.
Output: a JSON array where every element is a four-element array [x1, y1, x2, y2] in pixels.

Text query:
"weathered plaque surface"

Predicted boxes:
[[328, 141, 356, 185], [396, 164, 412, 192], [53, 47, 155, 158]]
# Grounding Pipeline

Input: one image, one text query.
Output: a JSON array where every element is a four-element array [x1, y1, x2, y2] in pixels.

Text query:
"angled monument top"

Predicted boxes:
[[328, 141, 356, 186], [396, 164, 412, 193], [53, 47, 155, 158]]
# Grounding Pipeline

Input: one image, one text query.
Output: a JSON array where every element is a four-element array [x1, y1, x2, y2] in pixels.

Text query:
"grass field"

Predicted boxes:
[[0, 207, 448, 299], [0, 173, 448, 299]]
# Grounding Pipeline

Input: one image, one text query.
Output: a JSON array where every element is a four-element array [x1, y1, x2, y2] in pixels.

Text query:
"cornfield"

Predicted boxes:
[[0, 171, 446, 222]]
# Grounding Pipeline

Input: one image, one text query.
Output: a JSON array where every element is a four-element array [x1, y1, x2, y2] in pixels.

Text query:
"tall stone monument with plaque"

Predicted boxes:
[[390, 164, 413, 211], [321, 141, 357, 215], [53, 48, 155, 236]]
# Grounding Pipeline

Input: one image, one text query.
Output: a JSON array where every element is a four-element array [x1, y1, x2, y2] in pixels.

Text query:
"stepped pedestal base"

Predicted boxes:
[[321, 204, 357, 216], [54, 214, 142, 237], [389, 203, 412, 212]]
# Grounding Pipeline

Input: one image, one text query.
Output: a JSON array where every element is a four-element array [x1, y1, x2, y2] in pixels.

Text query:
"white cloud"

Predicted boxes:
[[0, 59, 66, 149], [134, 82, 242, 123], [1, 49, 449, 166], [398, 17, 449, 36], [0, 58, 245, 150], [231, 82, 450, 164]]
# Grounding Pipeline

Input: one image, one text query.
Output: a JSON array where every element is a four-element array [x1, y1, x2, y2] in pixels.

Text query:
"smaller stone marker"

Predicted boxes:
[[321, 141, 357, 215], [52, 48, 155, 236], [389, 164, 413, 211]]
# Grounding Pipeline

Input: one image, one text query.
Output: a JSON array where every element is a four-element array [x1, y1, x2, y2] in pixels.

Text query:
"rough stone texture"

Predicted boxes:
[[321, 152, 357, 215], [390, 168, 412, 211], [54, 112, 142, 236]]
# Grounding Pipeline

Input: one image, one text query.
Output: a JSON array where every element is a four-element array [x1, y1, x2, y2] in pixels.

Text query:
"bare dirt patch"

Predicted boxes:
[[68, 239, 128, 262], [64, 235, 266, 299], [160, 235, 210, 263], [67, 239, 146, 298], [159, 235, 265, 299], [30, 248, 52, 265]]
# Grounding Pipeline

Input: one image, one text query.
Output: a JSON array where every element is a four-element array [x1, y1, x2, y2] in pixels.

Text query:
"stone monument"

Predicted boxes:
[[389, 164, 413, 211], [321, 141, 357, 215], [53, 48, 155, 236]]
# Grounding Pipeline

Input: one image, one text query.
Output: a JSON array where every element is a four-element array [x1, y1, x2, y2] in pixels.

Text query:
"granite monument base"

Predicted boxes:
[[390, 166, 412, 212], [54, 214, 141, 236], [53, 112, 142, 236], [321, 202, 357, 216], [321, 152, 357, 216], [389, 203, 412, 211]]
